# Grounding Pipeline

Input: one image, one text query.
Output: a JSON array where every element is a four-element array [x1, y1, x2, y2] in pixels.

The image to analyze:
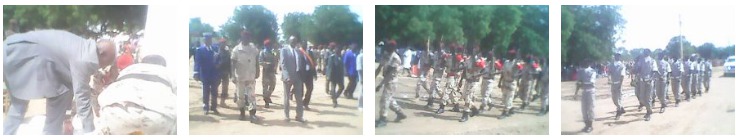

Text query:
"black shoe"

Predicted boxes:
[[470, 106, 479, 117], [204, 109, 209, 115], [425, 98, 434, 109], [537, 105, 549, 116], [249, 109, 259, 124], [659, 107, 665, 113], [675, 100, 680, 107], [211, 109, 220, 115], [239, 108, 246, 121], [520, 103, 528, 110], [508, 107, 516, 115], [435, 104, 445, 114], [459, 112, 469, 122], [376, 116, 388, 127], [451, 104, 460, 112], [265, 102, 270, 109], [498, 111, 508, 119], [395, 112, 407, 122], [638, 105, 643, 112], [582, 121, 593, 133], [295, 117, 307, 123], [487, 103, 494, 111], [644, 111, 652, 121], [332, 99, 338, 108]]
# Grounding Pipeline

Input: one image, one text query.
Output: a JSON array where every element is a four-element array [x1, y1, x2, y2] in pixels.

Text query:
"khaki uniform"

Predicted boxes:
[[500, 59, 519, 110], [578, 67, 597, 122], [231, 43, 260, 111]]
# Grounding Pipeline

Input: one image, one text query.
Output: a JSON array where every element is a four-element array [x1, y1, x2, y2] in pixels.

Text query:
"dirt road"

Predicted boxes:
[[560, 66, 735, 135], [374, 75, 549, 135], [188, 61, 363, 135]]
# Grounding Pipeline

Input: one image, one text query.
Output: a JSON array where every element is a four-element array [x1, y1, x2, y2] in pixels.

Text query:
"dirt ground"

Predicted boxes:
[[560, 66, 735, 135], [188, 60, 363, 135], [374, 73, 549, 135]]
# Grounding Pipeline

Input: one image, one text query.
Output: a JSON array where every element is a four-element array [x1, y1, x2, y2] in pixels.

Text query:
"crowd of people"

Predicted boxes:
[[575, 50, 714, 133], [192, 31, 364, 124], [375, 40, 549, 127]]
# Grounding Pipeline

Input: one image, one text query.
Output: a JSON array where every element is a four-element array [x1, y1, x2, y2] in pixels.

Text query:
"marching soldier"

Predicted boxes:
[[432, 43, 449, 112], [576, 59, 596, 133], [703, 58, 712, 92], [608, 52, 626, 120], [416, 40, 433, 100], [655, 52, 670, 113], [459, 45, 484, 122], [498, 49, 521, 119], [375, 40, 407, 127], [689, 54, 700, 99], [480, 49, 499, 114], [519, 57, 537, 110], [231, 31, 260, 123], [260, 39, 278, 108], [440, 44, 463, 113], [635, 50, 657, 121], [670, 54, 684, 106], [537, 58, 549, 116]]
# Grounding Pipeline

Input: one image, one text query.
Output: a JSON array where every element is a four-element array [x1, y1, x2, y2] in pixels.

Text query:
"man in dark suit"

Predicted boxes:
[[195, 33, 220, 115], [299, 42, 317, 110], [280, 36, 306, 123]]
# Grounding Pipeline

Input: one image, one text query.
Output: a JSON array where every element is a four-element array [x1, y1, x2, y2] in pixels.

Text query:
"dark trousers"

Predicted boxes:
[[331, 80, 345, 100], [302, 74, 314, 107], [345, 75, 358, 98], [220, 73, 229, 99], [202, 79, 220, 111]]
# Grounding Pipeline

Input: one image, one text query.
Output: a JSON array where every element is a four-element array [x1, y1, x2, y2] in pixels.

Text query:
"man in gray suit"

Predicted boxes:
[[280, 36, 306, 123], [3, 30, 116, 135]]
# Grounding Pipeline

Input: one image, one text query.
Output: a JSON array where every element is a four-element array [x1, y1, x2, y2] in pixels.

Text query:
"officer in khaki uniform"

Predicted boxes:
[[670, 54, 684, 106], [688, 54, 700, 99], [577, 59, 596, 133], [635, 50, 657, 121], [231, 31, 260, 123], [375, 40, 406, 127], [608, 52, 626, 120], [654, 52, 670, 113]]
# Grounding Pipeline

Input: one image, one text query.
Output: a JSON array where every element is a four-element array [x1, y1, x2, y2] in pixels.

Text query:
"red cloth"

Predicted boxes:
[[117, 53, 134, 71], [495, 60, 502, 69]]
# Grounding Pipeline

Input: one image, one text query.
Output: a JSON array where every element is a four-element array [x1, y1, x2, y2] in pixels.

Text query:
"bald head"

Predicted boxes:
[[97, 40, 117, 68]]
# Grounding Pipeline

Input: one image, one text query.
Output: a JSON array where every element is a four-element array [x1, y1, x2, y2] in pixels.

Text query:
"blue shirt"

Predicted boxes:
[[344, 49, 357, 77]]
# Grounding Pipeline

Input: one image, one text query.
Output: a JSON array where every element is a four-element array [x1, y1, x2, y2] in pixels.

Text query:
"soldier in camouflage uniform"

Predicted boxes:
[[375, 40, 407, 127], [259, 39, 278, 108]]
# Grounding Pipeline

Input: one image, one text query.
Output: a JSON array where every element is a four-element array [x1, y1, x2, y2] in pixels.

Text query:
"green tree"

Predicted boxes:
[[4, 5, 147, 38], [561, 5, 625, 65], [312, 5, 363, 45], [220, 5, 278, 47]]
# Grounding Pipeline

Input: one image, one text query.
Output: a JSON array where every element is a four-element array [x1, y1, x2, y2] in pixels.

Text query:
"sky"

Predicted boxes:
[[616, 5, 736, 50], [189, 5, 363, 32]]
